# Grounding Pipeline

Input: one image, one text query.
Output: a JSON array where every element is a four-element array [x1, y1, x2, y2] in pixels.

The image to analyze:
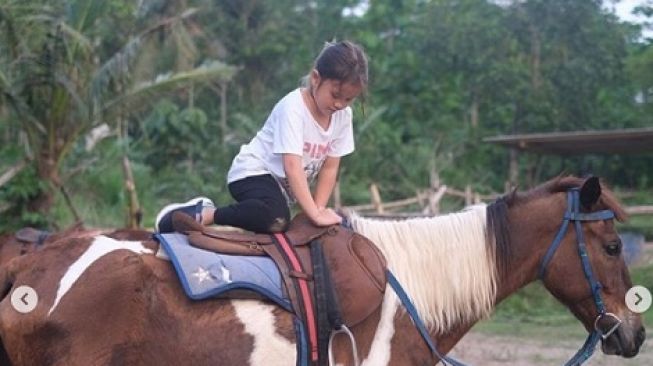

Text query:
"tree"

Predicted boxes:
[[0, 0, 237, 226]]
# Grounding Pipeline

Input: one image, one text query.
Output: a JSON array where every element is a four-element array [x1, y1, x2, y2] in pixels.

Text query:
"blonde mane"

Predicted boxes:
[[349, 205, 497, 333]]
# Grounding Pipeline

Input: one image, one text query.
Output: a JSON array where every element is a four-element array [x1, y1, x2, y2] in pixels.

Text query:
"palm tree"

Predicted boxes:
[[0, 0, 237, 226]]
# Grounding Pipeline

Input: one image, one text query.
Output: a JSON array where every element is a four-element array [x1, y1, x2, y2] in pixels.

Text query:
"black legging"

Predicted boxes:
[[214, 174, 291, 233]]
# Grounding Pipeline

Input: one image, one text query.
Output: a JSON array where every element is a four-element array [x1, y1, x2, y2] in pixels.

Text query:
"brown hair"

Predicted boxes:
[[313, 40, 368, 89], [303, 41, 369, 91]]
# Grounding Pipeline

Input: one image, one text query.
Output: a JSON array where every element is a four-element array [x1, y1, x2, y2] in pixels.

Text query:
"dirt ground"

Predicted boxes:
[[448, 331, 653, 366]]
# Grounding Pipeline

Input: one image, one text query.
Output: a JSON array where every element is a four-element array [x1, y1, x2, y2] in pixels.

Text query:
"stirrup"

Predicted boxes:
[[328, 325, 359, 366]]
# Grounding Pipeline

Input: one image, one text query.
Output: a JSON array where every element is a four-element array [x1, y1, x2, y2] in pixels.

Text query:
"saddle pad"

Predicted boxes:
[[155, 233, 292, 311]]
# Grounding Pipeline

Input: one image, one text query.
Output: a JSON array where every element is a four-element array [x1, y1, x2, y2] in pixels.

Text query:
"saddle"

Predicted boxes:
[[15, 227, 51, 244], [172, 212, 387, 327]]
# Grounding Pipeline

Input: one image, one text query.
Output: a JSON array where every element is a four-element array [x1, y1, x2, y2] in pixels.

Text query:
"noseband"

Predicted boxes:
[[539, 188, 621, 366]]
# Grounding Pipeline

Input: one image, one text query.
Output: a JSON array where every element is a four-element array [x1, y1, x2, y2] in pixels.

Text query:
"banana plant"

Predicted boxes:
[[0, 0, 237, 223]]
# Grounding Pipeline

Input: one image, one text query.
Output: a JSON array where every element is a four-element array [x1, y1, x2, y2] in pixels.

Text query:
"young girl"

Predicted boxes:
[[155, 40, 368, 233]]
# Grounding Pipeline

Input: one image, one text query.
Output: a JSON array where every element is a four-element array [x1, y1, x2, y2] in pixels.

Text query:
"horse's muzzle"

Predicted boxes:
[[601, 325, 645, 358]]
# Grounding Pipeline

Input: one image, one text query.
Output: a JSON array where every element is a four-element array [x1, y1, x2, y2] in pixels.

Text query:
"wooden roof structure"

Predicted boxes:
[[483, 127, 653, 155]]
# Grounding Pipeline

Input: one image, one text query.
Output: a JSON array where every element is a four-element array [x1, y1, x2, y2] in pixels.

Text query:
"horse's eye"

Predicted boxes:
[[605, 241, 622, 257]]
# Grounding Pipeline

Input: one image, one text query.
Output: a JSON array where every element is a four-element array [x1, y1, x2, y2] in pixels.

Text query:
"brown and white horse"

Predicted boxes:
[[0, 176, 646, 365]]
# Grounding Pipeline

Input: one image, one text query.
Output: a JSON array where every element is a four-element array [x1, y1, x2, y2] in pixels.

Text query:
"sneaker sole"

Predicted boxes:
[[155, 196, 214, 232]]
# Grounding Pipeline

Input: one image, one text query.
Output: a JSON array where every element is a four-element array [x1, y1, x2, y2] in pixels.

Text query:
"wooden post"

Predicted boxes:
[[416, 189, 426, 210], [370, 183, 384, 214], [465, 185, 472, 206], [428, 185, 447, 215], [508, 147, 519, 191], [430, 167, 440, 189], [122, 155, 142, 229]]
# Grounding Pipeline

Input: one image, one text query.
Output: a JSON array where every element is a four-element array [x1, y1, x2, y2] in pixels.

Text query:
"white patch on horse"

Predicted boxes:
[[232, 299, 295, 366], [361, 288, 399, 366], [48, 235, 153, 316]]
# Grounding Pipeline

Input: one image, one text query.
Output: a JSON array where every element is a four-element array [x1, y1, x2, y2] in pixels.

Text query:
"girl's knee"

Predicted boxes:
[[267, 216, 289, 233], [259, 203, 290, 233]]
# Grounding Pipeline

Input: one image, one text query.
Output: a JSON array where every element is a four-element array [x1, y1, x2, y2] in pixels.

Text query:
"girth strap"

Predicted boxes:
[[311, 240, 344, 366], [271, 233, 319, 363]]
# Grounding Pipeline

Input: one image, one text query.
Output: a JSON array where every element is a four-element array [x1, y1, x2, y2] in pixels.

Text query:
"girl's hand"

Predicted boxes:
[[311, 207, 342, 226]]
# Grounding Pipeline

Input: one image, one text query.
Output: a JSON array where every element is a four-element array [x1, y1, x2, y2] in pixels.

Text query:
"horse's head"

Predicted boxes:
[[511, 176, 645, 358]]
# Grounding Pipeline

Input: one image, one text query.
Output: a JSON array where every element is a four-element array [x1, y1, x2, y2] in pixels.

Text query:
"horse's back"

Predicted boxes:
[[0, 232, 297, 365]]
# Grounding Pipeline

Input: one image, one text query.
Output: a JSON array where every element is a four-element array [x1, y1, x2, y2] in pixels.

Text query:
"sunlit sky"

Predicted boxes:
[[607, 0, 652, 38], [610, 0, 648, 21]]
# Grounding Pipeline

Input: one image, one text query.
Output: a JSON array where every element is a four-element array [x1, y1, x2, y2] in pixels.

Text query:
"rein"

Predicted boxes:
[[387, 271, 466, 366], [539, 188, 621, 366]]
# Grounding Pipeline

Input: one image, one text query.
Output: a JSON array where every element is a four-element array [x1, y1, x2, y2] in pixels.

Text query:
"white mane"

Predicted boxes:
[[348, 204, 497, 333]]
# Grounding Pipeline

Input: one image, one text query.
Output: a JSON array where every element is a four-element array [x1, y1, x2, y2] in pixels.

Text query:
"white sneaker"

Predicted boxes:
[[154, 196, 215, 233]]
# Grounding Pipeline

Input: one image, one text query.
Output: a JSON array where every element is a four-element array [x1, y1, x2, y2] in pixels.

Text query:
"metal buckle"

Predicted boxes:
[[328, 325, 359, 366], [594, 312, 622, 340]]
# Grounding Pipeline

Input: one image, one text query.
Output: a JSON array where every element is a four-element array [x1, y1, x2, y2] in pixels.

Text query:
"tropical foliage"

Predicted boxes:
[[1, 0, 651, 232]]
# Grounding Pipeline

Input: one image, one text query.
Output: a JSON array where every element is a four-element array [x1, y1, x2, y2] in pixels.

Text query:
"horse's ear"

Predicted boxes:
[[580, 176, 601, 209]]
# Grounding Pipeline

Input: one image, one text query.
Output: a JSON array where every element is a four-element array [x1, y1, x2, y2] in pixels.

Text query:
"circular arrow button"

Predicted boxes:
[[10, 286, 38, 314], [626, 285, 652, 313]]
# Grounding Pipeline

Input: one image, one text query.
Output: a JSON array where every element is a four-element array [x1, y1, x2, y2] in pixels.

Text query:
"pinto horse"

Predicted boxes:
[[0, 176, 646, 365]]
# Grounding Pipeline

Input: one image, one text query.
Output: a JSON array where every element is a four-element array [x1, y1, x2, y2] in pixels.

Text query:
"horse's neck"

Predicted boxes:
[[494, 199, 562, 304], [495, 258, 541, 305]]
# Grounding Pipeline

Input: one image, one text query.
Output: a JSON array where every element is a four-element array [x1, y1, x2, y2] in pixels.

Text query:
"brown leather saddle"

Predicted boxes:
[[172, 212, 387, 327]]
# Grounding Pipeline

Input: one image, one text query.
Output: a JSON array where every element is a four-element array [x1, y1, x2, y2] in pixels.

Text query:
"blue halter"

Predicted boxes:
[[539, 188, 621, 366]]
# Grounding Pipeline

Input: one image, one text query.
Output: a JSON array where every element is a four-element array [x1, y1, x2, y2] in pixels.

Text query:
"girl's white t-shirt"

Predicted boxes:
[[227, 88, 355, 201]]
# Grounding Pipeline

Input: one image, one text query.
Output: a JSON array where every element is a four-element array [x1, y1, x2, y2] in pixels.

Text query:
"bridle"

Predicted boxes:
[[539, 188, 622, 366]]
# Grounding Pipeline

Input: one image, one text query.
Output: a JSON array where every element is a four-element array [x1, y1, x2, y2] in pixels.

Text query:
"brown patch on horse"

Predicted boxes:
[[0, 233, 255, 365]]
